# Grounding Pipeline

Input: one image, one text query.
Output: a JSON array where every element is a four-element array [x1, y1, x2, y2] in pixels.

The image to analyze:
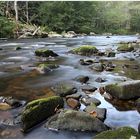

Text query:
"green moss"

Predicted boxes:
[[117, 44, 134, 52], [71, 45, 98, 56], [21, 96, 64, 132], [35, 49, 58, 57], [38, 63, 59, 69], [94, 126, 140, 139]]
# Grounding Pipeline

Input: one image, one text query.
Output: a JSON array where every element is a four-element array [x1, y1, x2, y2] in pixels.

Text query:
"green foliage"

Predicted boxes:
[[94, 127, 140, 139], [0, 16, 16, 38], [0, 1, 140, 38]]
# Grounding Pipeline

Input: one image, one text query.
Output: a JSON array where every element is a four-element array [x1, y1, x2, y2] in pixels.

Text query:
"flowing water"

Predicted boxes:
[[0, 35, 140, 138]]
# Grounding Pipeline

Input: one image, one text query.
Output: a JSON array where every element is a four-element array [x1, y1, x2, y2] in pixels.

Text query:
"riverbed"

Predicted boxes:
[[0, 35, 140, 139]]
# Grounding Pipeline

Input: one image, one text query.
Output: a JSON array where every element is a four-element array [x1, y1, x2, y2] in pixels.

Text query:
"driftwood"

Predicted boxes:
[[32, 26, 40, 36]]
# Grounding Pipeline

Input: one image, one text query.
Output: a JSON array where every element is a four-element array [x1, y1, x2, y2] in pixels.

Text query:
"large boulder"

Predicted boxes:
[[35, 49, 58, 57], [21, 96, 64, 132], [105, 80, 140, 100], [45, 109, 109, 132], [70, 45, 98, 56], [117, 43, 134, 52], [51, 83, 77, 97], [94, 126, 140, 139]]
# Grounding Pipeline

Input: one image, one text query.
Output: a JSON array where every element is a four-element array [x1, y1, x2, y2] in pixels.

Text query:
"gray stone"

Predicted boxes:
[[90, 63, 104, 72], [75, 75, 89, 84], [45, 109, 109, 132], [105, 80, 140, 100], [81, 97, 101, 106], [52, 83, 77, 97], [95, 77, 106, 83], [66, 93, 82, 100], [84, 105, 107, 121], [82, 85, 97, 93]]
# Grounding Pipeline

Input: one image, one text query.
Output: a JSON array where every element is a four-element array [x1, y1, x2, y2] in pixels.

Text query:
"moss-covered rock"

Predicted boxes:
[[117, 44, 134, 52], [38, 63, 59, 69], [21, 96, 64, 132], [94, 126, 140, 139], [70, 45, 98, 56], [35, 49, 58, 57], [45, 109, 109, 132], [105, 80, 140, 100], [37, 63, 59, 74]]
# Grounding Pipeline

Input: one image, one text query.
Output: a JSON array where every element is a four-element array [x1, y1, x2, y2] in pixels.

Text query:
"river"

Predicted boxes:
[[0, 35, 140, 138]]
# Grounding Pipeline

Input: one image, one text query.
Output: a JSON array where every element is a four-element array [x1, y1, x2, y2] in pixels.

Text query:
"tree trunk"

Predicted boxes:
[[14, 0, 18, 22], [26, 1, 29, 24], [14, 0, 19, 37]]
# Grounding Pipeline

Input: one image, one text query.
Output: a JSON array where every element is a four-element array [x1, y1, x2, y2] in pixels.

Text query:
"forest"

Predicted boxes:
[[0, 1, 140, 139], [0, 1, 140, 38]]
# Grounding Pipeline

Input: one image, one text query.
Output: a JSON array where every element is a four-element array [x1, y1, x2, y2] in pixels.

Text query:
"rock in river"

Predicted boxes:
[[4, 97, 23, 108], [35, 49, 58, 57], [82, 85, 97, 93], [95, 77, 106, 83], [75, 75, 89, 84], [45, 109, 109, 132], [94, 126, 140, 139], [52, 83, 77, 97], [70, 45, 98, 56], [90, 63, 104, 72], [21, 96, 64, 132], [37, 63, 59, 74], [84, 104, 107, 122], [105, 80, 140, 100], [117, 43, 134, 52], [66, 98, 81, 109], [81, 96, 101, 106]]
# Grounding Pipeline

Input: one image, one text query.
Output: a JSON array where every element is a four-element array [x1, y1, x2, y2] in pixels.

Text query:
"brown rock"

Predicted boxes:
[[66, 98, 81, 109]]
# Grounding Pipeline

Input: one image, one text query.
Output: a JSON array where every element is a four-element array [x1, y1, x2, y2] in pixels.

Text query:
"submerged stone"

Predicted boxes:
[[70, 45, 98, 56], [35, 49, 58, 57], [75, 75, 89, 84], [21, 96, 64, 132], [105, 80, 140, 100], [52, 83, 77, 97], [94, 126, 140, 139], [37, 63, 59, 74], [46, 109, 109, 132], [0, 102, 12, 111]]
